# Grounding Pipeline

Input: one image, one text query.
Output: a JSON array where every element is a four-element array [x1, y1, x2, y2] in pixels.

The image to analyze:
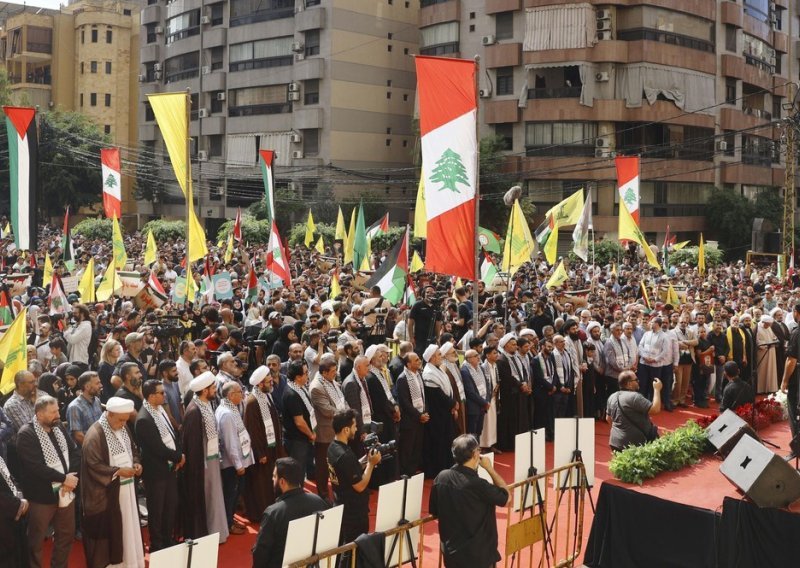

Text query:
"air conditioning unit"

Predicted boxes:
[[595, 148, 611, 158], [200, 15, 211, 25], [216, 92, 226, 101], [479, 88, 491, 98], [597, 31, 613, 41], [288, 82, 300, 92], [138, 73, 146, 82], [292, 150, 304, 159], [197, 150, 208, 161], [153, 63, 162, 71], [597, 20, 612, 31], [198, 108, 209, 118], [596, 138, 609, 148], [481, 35, 496, 46], [597, 9, 612, 20], [201, 65, 211, 75], [595, 71, 610, 82], [717, 140, 728, 151], [288, 91, 301, 101], [295, 53, 305, 62], [155, 26, 163, 34], [291, 41, 304, 53], [291, 133, 302, 143]]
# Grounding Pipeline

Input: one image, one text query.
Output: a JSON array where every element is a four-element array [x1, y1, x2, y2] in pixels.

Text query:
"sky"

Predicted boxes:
[[6, 0, 65, 11]]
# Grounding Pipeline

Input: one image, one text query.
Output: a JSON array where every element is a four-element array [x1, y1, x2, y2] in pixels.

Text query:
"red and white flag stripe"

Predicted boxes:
[[615, 156, 640, 225], [101, 148, 122, 220]]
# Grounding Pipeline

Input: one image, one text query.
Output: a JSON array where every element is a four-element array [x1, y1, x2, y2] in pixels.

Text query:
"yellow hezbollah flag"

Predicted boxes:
[[144, 230, 158, 266], [186, 271, 197, 303], [315, 236, 325, 254], [96, 262, 122, 302], [666, 283, 680, 307], [0, 307, 28, 394], [147, 92, 208, 263], [330, 270, 342, 299], [304, 210, 316, 247], [698, 233, 706, 275], [502, 200, 535, 276], [546, 259, 569, 289], [224, 232, 234, 264], [78, 258, 96, 303], [43, 252, 54, 288], [414, 174, 427, 238], [410, 251, 424, 273], [640, 281, 651, 309], [618, 204, 660, 269], [111, 214, 128, 270], [344, 207, 357, 265], [544, 189, 585, 228], [672, 240, 690, 251], [335, 207, 347, 241]]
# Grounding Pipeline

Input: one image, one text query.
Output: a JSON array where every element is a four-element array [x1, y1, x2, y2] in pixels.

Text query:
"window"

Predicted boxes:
[[89, 61, 97, 73], [525, 122, 597, 156], [105, 94, 111, 107], [495, 123, 513, 150], [420, 22, 458, 56], [773, 96, 782, 121], [91, 28, 98, 43], [742, 33, 775, 73], [210, 3, 224, 26], [146, 23, 157, 44], [124, 9, 131, 15], [725, 78, 736, 105], [722, 130, 736, 157], [105, 61, 112, 74], [303, 128, 320, 156], [496, 67, 513, 96], [210, 46, 224, 71], [104, 125, 111, 134], [228, 85, 292, 116], [164, 51, 200, 83], [304, 79, 319, 104], [743, 0, 770, 24], [229, 37, 294, 71], [26, 26, 52, 53], [90, 93, 97, 106], [144, 102, 155, 122], [496, 12, 513, 40], [305, 29, 320, 56], [208, 135, 223, 157], [80, 62, 84, 74], [81, 29, 85, 44], [166, 10, 201, 44], [80, 93, 83, 107], [230, 0, 294, 27], [106, 29, 112, 43], [725, 25, 736, 52]]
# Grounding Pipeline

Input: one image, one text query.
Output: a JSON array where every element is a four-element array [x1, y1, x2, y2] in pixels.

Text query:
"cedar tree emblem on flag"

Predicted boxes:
[[429, 148, 470, 193]]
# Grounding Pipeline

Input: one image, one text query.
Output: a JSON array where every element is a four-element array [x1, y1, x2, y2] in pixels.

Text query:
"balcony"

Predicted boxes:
[[230, 56, 293, 72], [166, 26, 200, 45], [165, 68, 200, 83], [743, 52, 774, 74], [527, 86, 581, 100], [524, 144, 595, 158], [617, 28, 715, 54], [616, 145, 713, 161], [230, 6, 294, 27], [419, 42, 459, 56], [228, 103, 292, 117]]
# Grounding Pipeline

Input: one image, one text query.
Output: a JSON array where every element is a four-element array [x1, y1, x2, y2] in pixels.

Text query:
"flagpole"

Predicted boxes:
[[473, 55, 481, 335], [185, 88, 192, 303]]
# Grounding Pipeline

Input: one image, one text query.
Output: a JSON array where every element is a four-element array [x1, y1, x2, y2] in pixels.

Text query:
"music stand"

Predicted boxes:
[[375, 473, 424, 568], [149, 533, 220, 568], [283, 505, 344, 568]]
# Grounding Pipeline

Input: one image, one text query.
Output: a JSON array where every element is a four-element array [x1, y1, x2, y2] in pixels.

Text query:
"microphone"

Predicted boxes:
[[503, 185, 522, 207]]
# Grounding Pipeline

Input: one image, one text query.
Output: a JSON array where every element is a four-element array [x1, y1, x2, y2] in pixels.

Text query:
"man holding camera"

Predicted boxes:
[[327, 409, 382, 546]]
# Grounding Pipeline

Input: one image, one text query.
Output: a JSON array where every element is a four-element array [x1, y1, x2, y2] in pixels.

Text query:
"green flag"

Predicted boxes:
[[353, 202, 368, 270], [478, 226, 501, 254]]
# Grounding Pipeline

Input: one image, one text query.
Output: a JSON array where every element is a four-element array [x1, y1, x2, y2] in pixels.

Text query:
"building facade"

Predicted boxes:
[[420, 0, 796, 244], [138, 0, 419, 231], [0, 0, 141, 215]]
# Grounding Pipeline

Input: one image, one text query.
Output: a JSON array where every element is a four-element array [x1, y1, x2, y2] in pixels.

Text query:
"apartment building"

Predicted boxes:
[[420, 0, 796, 243], [138, 0, 419, 230], [0, 0, 141, 215]]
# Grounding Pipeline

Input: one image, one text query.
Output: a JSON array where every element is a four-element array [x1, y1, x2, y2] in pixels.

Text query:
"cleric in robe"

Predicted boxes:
[[80, 397, 145, 568]]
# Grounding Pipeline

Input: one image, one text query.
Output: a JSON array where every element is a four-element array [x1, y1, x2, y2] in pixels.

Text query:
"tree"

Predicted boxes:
[[477, 135, 534, 235], [705, 187, 780, 260], [429, 148, 470, 193], [133, 143, 166, 203], [218, 214, 271, 244], [38, 110, 109, 216], [141, 219, 187, 241]]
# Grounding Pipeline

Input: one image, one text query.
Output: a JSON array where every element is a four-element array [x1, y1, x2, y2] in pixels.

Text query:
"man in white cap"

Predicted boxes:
[[80, 396, 145, 568], [421, 344, 457, 478], [181, 371, 229, 544], [395, 351, 428, 476], [495, 333, 527, 451], [243, 365, 285, 521], [440, 342, 467, 436], [756, 314, 779, 393]]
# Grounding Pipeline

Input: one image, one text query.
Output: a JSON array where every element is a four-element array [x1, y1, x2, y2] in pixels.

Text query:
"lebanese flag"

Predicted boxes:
[[266, 221, 291, 284], [245, 262, 258, 300], [365, 226, 409, 305], [616, 156, 640, 224], [233, 208, 243, 242], [259, 150, 276, 226], [101, 148, 122, 219], [416, 56, 477, 280], [3, 106, 38, 252], [366, 213, 389, 240], [49, 273, 69, 315]]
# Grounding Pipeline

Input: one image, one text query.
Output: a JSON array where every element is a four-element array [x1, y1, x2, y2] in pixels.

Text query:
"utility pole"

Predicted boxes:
[[782, 83, 797, 265]]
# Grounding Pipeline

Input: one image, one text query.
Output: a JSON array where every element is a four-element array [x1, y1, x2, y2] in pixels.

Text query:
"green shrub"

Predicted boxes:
[[608, 420, 708, 485], [141, 219, 187, 242], [567, 239, 625, 266], [669, 246, 724, 268], [288, 222, 337, 247], [72, 218, 112, 241], [218, 215, 271, 244]]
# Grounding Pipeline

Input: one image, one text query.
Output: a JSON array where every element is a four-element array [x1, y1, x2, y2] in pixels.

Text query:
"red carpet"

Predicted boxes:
[[45, 400, 798, 566]]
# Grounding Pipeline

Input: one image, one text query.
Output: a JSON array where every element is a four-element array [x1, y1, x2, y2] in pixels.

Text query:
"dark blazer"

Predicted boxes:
[[531, 353, 560, 395], [396, 371, 426, 430], [388, 356, 405, 382], [342, 372, 369, 432], [460, 364, 491, 417], [16, 422, 81, 505], [134, 406, 183, 481], [365, 371, 397, 441]]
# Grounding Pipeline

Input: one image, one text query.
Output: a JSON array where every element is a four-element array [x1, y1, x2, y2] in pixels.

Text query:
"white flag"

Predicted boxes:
[[572, 188, 593, 262]]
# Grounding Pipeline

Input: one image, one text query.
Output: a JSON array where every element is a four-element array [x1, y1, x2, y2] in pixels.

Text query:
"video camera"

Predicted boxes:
[[150, 315, 184, 340], [363, 421, 397, 457]]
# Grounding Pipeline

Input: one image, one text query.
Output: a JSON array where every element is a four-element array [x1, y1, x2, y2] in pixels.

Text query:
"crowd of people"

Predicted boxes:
[[0, 220, 799, 567]]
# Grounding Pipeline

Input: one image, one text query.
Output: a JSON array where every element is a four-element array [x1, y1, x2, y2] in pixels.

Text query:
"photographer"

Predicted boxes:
[[408, 286, 443, 357], [328, 408, 381, 546], [63, 304, 93, 366]]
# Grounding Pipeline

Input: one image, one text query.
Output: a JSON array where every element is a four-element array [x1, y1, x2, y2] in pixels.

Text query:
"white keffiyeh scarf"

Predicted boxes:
[[320, 378, 347, 411], [355, 377, 373, 424], [423, 363, 452, 397], [288, 381, 317, 431], [143, 401, 175, 451], [194, 397, 219, 441], [403, 369, 425, 412], [444, 361, 466, 401], [369, 366, 396, 404], [0, 455, 17, 494], [504, 351, 524, 383], [33, 420, 69, 474], [221, 399, 246, 435], [99, 414, 132, 459], [252, 388, 277, 446], [463, 362, 487, 398]]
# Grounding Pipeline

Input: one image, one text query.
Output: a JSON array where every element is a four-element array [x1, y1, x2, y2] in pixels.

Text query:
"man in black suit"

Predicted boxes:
[[460, 350, 492, 438], [135, 380, 184, 552], [395, 352, 429, 476], [532, 338, 560, 440], [364, 345, 399, 485], [388, 341, 413, 383], [342, 356, 372, 457]]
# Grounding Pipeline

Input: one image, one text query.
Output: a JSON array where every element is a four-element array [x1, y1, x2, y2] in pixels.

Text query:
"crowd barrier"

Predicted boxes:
[[287, 462, 588, 568]]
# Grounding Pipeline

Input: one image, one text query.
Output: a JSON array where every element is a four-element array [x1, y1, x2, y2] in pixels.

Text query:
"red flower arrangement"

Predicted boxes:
[[695, 398, 785, 430]]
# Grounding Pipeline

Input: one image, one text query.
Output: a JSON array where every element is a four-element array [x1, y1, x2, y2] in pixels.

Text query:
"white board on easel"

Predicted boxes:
[[375, 473, 425, 568], [513, 429, 546, 510], [553, 418, 595, 488], [149, 533, 220, 568], [282, 505, 343, 568]]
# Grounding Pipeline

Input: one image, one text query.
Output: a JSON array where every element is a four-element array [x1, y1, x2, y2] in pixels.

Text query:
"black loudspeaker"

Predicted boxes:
[[720, 435, 800, 508], [706, 410, 759, 457]]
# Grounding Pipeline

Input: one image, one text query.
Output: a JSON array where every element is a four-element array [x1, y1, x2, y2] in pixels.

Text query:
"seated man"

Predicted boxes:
[[719, 361, 755, 413]]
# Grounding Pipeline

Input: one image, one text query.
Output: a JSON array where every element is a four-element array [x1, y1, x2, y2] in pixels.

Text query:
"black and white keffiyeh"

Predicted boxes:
[[463, 362, 487, 398], [251, 388, 277, 445], [423, 363, 452, 397], [220, 399, 246, 435], [369, 366, 396, 404], [287, 381, 317, 430], [403, 369, 425, 412], [319, 378, 347, 411], [99, 413, 132, 458], [143, 400, 175, 450], [0, 455, 17, 494], [194, 397, 218, 441], [33, 420, 69, 474], [444, 361, 466, 401]]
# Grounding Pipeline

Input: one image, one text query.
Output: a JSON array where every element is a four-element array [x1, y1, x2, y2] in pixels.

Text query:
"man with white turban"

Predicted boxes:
[[421, 344, 457, 478], [756, 314, 779, 393]]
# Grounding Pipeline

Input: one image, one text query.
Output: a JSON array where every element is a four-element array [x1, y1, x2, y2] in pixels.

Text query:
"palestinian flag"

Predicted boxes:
[[365, 226, 409, 305], [259, 150, 276, 227], [246, 262, 258, 300], [62, 206, 75, 267], [534, 213, 555, 249], [0, 286, 14, 326], [403, 275, 417, 305], [266, 220, 291, 284], [4, 106, 37, 252], [49, 273, 70, 315], [233, 208, 243, 242], [480, 252, 498, 285], [366, 213, 389, 240]]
